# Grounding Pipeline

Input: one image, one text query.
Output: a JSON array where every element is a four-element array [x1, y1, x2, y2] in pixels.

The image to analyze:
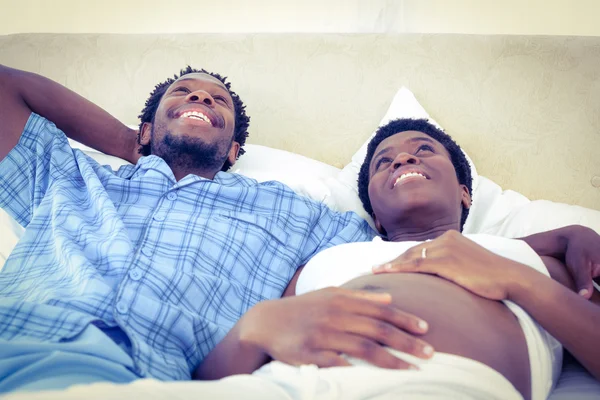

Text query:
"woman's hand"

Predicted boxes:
[[239, 287, 433, 370], [372, 230, 524, 301]]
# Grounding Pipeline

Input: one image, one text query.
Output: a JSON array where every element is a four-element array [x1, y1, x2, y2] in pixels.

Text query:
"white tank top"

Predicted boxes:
[[297, 234, 563, 400]]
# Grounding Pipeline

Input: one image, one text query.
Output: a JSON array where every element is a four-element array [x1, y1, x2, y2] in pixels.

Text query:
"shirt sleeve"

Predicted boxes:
[[0, 113, 78, 227], [300, 200, 376, 265]]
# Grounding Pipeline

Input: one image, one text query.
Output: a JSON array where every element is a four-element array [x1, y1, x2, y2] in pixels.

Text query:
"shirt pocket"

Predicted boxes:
[[202, 211, 293, 289], [214, 211, 289, 246]]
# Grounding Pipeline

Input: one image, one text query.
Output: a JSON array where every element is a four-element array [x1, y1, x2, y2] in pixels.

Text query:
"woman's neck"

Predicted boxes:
[[385, 222, 460, 242]]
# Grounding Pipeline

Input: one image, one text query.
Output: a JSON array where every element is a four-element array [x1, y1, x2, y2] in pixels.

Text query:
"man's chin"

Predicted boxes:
[[151, 131, 231, 173]]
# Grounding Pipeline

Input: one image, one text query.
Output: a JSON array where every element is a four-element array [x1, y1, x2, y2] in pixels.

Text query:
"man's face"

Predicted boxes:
[[367, 130, 470, 233], [140, 73, 239, 175]]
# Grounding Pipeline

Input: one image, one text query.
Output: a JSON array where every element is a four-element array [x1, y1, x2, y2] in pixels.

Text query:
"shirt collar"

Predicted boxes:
[[129, 156, 254, 188]]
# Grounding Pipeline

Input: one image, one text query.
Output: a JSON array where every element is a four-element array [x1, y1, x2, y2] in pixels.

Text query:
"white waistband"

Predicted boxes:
[[254, 352, 524, 400]]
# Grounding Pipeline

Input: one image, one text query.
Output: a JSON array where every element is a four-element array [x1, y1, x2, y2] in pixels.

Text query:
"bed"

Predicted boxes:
[[0, 33, 599, 399]]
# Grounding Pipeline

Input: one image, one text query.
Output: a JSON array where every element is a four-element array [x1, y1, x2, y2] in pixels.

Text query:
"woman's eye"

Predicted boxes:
[[375, 157, 392, 170], [417, 144, 434, 153]]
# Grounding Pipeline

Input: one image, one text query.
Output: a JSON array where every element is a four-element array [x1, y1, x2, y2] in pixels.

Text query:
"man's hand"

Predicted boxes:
[[372, 230, 523, 301], [239, 287, 433, 370], [561, 226, 600, 298], [518, 225, 600, 299]]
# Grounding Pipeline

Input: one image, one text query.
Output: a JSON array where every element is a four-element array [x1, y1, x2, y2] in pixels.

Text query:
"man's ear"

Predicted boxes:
[[227, 141, 240, 166], [460, 184, 472, 210], [140, 122, 152, 146]]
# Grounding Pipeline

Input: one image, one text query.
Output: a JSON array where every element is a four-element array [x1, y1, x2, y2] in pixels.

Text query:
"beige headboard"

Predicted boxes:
[[1, 33, 598, 210]]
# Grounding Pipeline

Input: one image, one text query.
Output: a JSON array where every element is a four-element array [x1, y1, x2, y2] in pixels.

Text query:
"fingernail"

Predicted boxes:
[[418, 320, 429, 331], [377, 293, 393, 302], [579, 289, 589, 297], [372, 263, 391, 272], [423, 346, 434, 356], [408, 365, 419, 370]]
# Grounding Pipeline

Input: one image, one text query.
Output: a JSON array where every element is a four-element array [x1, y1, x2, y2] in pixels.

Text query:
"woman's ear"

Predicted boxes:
[[460, 184, 472, 209], [373, 213, 386, 235]]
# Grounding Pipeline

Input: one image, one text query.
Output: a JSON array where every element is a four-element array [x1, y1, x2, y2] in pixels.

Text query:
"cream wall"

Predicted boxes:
[[1, 0, 599, 35]]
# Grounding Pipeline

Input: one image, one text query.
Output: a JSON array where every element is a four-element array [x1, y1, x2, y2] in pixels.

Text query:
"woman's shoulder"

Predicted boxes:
[[296, 238, 422, 295]]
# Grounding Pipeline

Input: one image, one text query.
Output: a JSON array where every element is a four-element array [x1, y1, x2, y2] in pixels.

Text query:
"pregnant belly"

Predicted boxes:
[[341, 273, 531, 400]]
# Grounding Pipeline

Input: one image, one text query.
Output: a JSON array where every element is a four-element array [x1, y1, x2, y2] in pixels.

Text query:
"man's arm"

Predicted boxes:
[[194, 287, 433, 380], [0, 65, 139, 163], [518, 228, 570, 259], [518, 225, 600, 297]]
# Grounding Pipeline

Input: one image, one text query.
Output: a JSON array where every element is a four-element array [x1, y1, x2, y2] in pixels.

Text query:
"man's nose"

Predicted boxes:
[[393, 152, 420, 169], [186, 90, 214, 107]]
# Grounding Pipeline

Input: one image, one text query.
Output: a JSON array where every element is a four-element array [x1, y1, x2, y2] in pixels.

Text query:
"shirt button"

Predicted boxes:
[[141, 247, 152, 257], [116, 301, 128, 314], [166, 192, 177, 201], [129, 268, 142, 281], [153, 213, 165, 221]]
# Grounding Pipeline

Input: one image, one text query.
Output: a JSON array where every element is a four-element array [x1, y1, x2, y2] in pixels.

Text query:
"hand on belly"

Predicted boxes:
[[341, 273, 531, 400]]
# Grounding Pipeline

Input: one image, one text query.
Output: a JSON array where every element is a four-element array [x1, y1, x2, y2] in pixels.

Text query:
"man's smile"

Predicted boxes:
[[179, 110, 213, 126], [172, 105, 224, 129]]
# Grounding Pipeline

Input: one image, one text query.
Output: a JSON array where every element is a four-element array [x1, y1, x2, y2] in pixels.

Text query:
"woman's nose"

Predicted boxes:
[[393, 153, 420, 169]]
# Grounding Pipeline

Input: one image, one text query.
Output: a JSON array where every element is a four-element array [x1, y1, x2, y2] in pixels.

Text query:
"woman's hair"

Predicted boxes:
[[137, 66, 250, 171], [357, 118, 473, 231]]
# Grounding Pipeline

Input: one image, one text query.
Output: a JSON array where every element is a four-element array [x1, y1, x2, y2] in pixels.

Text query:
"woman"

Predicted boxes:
[[196, 118, 600, 400]]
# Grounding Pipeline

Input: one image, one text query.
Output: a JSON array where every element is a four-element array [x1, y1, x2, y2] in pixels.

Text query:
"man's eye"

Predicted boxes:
[[214, 95, 228, 104], [375, 157, 392, 170], [173, 87, 190, 94]]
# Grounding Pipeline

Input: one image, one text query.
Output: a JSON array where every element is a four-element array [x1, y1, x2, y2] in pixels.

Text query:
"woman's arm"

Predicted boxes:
[[508, 257, 600, 379], [373, 230, 600, 380], [0, 64, 139, 163]]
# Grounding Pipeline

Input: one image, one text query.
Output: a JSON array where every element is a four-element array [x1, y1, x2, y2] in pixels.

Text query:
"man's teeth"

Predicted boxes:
[[394, 172, 426, 186], [180, 111, 212, 125]]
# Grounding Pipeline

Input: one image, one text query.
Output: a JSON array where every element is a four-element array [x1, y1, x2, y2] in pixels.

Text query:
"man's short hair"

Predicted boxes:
[[137, 66, 250, 171], [357, 118, 473, 231]]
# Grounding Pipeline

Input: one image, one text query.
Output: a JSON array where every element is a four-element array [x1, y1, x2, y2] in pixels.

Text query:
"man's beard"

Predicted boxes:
[[150, 127, 233, 174]]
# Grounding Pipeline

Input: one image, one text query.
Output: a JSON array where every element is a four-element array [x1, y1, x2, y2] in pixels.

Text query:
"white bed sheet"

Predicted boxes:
[[4, 356, 599, 400], [549, 354, 600, 400]]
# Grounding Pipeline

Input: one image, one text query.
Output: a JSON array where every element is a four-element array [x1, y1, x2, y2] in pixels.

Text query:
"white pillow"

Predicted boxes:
[[493, 199, 600, 237], [332, 86, 600, 245], [334, 86, 531, 233], [231, 144, 340, 208], [338, 87, 477, 193]]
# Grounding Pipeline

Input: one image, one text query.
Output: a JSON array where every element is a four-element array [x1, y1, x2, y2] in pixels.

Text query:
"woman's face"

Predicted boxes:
[[367, 130, 470, 234]]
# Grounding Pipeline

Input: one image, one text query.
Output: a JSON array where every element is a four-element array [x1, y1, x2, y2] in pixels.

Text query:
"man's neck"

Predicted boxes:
[[171, 166, 218, 181]]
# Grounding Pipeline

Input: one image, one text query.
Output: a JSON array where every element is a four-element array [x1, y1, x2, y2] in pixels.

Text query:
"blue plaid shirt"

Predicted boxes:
[[0, 113, 374, 381]]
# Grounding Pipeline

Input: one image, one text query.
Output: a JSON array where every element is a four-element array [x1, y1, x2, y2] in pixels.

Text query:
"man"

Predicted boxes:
[[0, 64, 597, 393], [0, 65, 433, 393]]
